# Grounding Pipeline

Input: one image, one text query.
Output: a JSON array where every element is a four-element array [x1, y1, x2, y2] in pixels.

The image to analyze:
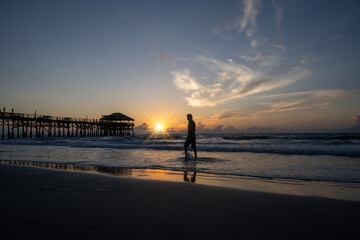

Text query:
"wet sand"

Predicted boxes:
[[1, 164, 359, 240]]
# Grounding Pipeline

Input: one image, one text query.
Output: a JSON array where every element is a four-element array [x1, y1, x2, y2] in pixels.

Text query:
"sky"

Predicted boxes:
[[0, 0, 359, 133]]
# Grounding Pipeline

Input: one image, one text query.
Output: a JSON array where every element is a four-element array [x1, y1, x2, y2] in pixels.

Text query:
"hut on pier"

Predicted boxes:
[[100, 113, 134, 136]]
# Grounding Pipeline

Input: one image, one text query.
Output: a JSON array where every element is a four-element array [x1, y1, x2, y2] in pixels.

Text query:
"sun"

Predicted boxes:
[[155, 123, 163, 132], [140, 119, 175, 145]]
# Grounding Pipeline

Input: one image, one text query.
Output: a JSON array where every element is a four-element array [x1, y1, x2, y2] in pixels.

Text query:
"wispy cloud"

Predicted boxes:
[[270, 44, 286, 50], [201, 89, 360, 124], [172, 56, 309, 107], [271, 0, 283, 27], [259, 89, 360, 113], [213, 0, 285, 49], [173, 1, 309, 108], [218, 112, 243, 120], [199, 111, 260, 127], [250, 37, 266, 48], [213, 0, 261, 36], [240, 0, 261, 36], [172, 70, 201, 92], [238, 51, 283, 67], [271, 0, 284, 41], [212, 0, 287, 58]]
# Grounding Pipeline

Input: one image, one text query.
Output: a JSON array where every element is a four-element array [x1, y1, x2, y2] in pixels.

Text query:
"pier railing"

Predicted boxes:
[[0, 108, 134, 139]]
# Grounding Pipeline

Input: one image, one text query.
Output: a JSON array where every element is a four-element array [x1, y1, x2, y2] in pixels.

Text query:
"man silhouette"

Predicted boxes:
[[184, 113, 197, 159]]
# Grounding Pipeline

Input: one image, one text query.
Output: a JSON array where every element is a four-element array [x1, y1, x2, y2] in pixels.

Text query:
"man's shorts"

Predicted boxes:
[[184, 134, 196, 149]]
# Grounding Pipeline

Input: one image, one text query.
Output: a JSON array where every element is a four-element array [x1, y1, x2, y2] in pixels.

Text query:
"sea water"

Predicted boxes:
[[0, 133, 360, 183]]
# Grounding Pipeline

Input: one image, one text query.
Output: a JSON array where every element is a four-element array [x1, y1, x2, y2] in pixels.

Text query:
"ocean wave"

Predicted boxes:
[[144, 145, 360, 157], [1, 134, 360, 157], [222, 136, 268, 140], [222, 134, 360, 141]]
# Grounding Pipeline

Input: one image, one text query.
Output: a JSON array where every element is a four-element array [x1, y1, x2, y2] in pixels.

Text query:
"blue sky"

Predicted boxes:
[[1, 0, 359, 132]]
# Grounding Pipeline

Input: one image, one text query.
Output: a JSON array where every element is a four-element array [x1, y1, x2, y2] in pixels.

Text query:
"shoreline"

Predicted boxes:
[[1, 163, 360, 239], [1, 159, 360, 202]]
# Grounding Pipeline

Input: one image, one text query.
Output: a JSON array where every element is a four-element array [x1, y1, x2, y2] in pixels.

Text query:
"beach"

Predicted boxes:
[[2, 0, 360, 239], [1, 163, 359, 240]]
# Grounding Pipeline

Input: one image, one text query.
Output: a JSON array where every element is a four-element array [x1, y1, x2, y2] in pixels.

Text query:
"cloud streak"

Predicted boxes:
[[172, 56, 309, 107], [259, 89, 360, 113], [173, 1, 311, 108], [272, 0, 283, 27], [213, 0, 261, 36], [239, 0, 261, 36]]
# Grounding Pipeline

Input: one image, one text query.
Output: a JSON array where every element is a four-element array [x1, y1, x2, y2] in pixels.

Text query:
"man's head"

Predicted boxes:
[[187, 114, 193, 120]]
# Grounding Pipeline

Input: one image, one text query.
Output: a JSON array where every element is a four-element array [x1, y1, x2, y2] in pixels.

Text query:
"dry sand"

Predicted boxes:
[[1, 164, 359, 240]]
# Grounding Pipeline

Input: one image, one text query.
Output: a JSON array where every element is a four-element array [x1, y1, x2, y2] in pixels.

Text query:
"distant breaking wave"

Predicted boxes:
[[1, 133, 360, 157], [222, 134, 360, 140]]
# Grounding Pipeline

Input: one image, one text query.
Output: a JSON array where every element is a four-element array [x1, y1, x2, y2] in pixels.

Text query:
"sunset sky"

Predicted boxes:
[[1, 0, 359, 132]]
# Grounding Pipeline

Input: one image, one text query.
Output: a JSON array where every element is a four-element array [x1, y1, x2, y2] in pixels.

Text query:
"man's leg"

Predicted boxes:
[[192, 137, 197, 159], [184, 136, 190, 154]]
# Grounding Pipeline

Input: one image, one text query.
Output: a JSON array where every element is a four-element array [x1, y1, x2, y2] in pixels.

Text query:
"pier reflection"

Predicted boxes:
[[0, 159, 198, 184], [0, 160, 132, 177]]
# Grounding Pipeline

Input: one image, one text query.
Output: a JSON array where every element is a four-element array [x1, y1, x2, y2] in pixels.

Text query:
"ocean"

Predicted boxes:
[[1, 133, 360, 183]]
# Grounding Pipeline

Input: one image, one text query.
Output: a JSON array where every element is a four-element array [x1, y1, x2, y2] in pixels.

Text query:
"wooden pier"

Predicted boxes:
[[0, 108, 134, 139]]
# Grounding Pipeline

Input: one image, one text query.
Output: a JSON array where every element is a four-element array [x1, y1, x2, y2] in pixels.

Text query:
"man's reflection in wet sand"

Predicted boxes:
[[183, 157, 197, 183]]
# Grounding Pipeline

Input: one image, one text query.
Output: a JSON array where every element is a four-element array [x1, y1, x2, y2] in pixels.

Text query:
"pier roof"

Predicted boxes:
[[101, 113, 134, 121]]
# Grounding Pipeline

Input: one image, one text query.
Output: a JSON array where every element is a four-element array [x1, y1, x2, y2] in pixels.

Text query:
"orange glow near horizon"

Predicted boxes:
[[139, 106, 180, 131], [140, 120, 175, 146]]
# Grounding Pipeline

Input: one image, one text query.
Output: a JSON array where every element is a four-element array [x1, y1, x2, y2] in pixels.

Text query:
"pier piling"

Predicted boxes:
[[0, 109, 134, 139]]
